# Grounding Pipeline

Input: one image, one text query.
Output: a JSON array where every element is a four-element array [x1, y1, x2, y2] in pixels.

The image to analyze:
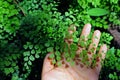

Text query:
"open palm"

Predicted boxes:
[[42, 24, 107, 80]]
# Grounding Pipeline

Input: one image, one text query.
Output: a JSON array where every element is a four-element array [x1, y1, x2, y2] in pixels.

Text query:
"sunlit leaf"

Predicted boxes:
[[29, 55, 35, 61], [87, 8, 109, 16]]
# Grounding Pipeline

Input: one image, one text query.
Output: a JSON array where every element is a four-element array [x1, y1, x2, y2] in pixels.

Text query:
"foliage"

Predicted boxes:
[[49, 27, 101, 68], [9, 0, 71, 79], [100, 47, 120, 80], [0, 0, 70, 79], [0, 0, 120, 80], [0, 0, 21, 79], [64, 0, 120, 30], [0, 40, 22, 79], [0, 0, 20, 40], [87, 8, 109, 16], [100, 32, 113, 45]]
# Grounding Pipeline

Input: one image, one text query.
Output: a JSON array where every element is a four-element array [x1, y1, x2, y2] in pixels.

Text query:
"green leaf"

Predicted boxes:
[[24, 63, 27, 67], [27, 42, 31, 46], [109, 73, 114, 79], [4, 68, 14, 75], [11, 63, 16, 67], [23, 45, 28, 49], [55, 51, 61, 56], [23, 51, 30, 56], [34, 45, 39, 49], [45, 42, 50, 47], [47, 47, 53, 52], [28, 60, 32, 65], [79, 41, 86, 47], [4, 68, 10, 75], [56, 56, 61, 61], [4, 61, 11, 66], [64, 52, 70, 58], [9, 68, 14, 73], [36, 49, 41, 54], [24, 57, 28, 61], [49, 53, 55, 59], [52, 59, 56, 64], [29, 55, 35, 61], [57, 62, 62, 66], [87, 8, 109, 16], [29, 45, 33, 49], [35, 54, 40, 58], [26, 65, 29, 70], [70, 43, 77, 51], [65, 12, 69, 16], [31, 49, 35, 54]]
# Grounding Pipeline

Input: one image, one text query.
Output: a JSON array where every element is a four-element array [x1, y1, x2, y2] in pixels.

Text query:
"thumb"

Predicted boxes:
[[42, 53, 54, 77]]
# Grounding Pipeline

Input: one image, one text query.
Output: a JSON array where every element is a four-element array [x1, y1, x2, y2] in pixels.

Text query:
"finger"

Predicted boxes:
[[78, 23, 91, 47], [77, 23, 91, 55], [95, 44, 107, 73], [68, 24, 76, 35], [88, 30, 101, 61], [42, 53, 54, 76], [65, 24, 76, 44]]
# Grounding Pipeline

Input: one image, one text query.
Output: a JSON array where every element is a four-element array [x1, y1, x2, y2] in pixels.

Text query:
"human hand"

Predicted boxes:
[[41, 24, 107, 80]]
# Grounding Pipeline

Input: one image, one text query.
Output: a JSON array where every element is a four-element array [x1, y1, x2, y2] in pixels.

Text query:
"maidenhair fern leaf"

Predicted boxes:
[[23, 51, 30, 56], [29, 45, 33, 49], [52, 59, 56, 64], [34, 45, 39, 49], [35, 54, 40, 58], [24, 57, 28, 61], [70, 43, 77, 51], [56, 56, 61, 61], [29, 55, 35, 61], [55, 51, 61, 56], [47, 47, 53, 52], [31, 49, 35, 54], [28, 60, 32, 65], [49, 53, 55, 59], [57, 62, 62, 66]]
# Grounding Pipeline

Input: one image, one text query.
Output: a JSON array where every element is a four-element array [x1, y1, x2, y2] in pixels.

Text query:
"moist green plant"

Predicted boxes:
[[11, 0, 73, 79], [0, 0, 20, 40], [0, 0, 21, 79], [100, 47, 120, 80], [49, 26, 102, 68], [21, 42, 41, 78], [0, 0, 119, 80], [0, 40, 22, 80], [62, 0, 120, 30], [100, 32, 113, 45], [18, 0, 57, 15]]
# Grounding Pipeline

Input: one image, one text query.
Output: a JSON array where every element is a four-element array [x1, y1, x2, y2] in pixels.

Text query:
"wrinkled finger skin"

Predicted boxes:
[[41, 23, 107, 80]]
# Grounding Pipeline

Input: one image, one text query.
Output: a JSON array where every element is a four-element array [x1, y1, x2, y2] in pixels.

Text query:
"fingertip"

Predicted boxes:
[[102, 44, 107, 51], [85, 23, 91, 28], [80, 23, 91, 40], [99, 44, 107, 60], [94, 30, 101, 37], [101, 44, 107, 54], [84, 23, 91, 31]]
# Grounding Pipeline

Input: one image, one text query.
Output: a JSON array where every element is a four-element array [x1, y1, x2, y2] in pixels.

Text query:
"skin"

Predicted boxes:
[[41, 23, 107, 80]]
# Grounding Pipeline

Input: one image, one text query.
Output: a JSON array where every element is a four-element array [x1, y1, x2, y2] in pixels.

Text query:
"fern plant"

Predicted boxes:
[[0, 0, 21, 79], [100, 47, 120, 80], [0, 0, 20, 40]]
